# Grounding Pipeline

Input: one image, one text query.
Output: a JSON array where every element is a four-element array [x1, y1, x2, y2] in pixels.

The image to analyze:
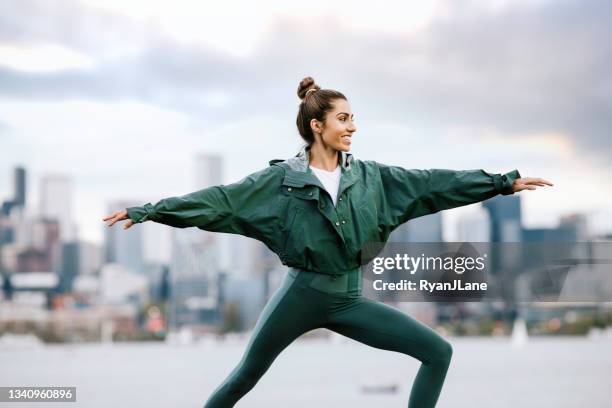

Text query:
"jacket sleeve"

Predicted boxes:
[[125, 166, 283, 246], [374, 162, 521, 228]]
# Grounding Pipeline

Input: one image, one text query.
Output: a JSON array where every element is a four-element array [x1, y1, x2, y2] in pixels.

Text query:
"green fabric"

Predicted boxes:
[[203, 267, 453, 408], [127, 148, 520, 276]]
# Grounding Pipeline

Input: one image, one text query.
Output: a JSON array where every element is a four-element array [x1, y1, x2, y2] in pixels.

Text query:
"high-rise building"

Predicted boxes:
[[457, 206, 491, 242], [78, 241, 103, 275], [482, 195, 522, 242], [105, 200, 145, 274], [482, 195, 522, 307], [169, 154, 224, 329], [12, 218, 60, 273], [40, 174, 76, 242], [195, 153, 223, 189], [13, 166, 26, 208], [523, 213, 588, 242], [1, 165, 26, 217], [389, 212, 443, 243], [193, 153, 223, 250], [60, 242, 79, 292]]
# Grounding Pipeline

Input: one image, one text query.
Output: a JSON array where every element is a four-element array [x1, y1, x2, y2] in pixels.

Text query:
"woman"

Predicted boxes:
[[103, 76, 552, 407]]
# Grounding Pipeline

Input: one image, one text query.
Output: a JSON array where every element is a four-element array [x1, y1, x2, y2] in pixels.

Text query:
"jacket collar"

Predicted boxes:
[[271, 146, 359, 192], [286, 146, 353, 173]]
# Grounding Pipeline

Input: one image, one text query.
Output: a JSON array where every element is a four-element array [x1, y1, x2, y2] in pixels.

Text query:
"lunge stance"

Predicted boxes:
[[104, 76, 552, 407]]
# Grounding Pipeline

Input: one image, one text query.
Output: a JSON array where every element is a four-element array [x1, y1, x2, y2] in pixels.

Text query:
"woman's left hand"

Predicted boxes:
[[512, 177, 553, 193]]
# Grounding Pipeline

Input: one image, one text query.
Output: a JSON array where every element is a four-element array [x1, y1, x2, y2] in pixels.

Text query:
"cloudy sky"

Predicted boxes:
[[0, 0, 611, 246]]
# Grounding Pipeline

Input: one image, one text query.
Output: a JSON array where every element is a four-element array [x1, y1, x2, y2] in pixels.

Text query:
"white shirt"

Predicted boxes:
[[310, 164, 341, 206]]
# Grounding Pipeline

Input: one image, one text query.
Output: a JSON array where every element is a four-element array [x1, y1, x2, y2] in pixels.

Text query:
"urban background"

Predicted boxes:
[[1, 0, 611, 406], [0, 157, 610, 344]]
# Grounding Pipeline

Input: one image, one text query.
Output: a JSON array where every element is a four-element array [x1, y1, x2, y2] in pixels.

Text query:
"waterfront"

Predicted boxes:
[[1, 334, 610, 407]]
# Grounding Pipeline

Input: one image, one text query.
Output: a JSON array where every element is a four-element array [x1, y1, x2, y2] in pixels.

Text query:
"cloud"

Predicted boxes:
[[0, 0, 145, 54], [0, 0, 610, 166]]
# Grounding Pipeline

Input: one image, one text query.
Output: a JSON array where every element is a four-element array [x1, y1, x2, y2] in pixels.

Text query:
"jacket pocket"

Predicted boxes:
[[280, 205, 301, 261], [357, 199, 381, 241]]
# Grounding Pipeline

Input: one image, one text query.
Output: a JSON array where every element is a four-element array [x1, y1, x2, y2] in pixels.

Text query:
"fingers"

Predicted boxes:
[[526, 178, 553, 187], [528, 177, 553, 185], [518, 177, 554, 191], [108, 216, 119, 227], [103, 211, 132, 228], [103, 212, 117, 226], [103, 211, 121, 223], [109, 212, 120, 227], [538, 178, 554, 186]]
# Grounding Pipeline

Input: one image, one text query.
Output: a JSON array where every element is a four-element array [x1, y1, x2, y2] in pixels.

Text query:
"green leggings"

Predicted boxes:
[[204, 267, 452, 407]]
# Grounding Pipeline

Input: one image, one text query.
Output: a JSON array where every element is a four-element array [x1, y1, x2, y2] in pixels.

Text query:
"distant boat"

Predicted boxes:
[[101, 320, 114, 345], [511, 317, 528, 348], [359, 382, 399, 394]]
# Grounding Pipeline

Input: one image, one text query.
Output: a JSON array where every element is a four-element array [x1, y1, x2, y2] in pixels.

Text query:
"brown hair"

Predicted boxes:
[[296, 76, 347, 149]]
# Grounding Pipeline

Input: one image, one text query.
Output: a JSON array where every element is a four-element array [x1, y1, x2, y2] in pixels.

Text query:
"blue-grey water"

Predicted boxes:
[[1, 335, 610, 408]]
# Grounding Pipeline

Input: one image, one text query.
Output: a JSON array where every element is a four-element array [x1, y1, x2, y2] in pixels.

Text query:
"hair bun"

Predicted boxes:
[[297, 76, 321, 100]]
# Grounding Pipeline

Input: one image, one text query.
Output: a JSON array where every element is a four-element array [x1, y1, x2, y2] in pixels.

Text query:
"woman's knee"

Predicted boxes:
[[428, 339, 453, 366], [439, 340, 453, 364]]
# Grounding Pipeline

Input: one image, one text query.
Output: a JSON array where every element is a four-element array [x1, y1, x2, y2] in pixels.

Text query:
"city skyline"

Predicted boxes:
[[1, 0, 611, 245], [0, 152, 609, 249]]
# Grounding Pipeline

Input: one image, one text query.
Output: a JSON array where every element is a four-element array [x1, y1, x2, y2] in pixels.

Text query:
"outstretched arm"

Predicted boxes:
[[102, 165, 284, 241], [102, 189, 234, 231], [123, 185, 236, 229], [373, 162, 552, 228]]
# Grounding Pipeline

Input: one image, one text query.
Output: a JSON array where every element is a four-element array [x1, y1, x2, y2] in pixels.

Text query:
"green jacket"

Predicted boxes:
[[126, 149, 520, 275]]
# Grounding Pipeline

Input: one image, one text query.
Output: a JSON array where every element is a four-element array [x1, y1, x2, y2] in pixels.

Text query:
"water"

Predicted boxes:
[[1, 336, 610, 407]]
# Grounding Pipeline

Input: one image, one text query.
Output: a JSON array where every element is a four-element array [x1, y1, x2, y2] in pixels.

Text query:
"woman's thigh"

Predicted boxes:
[[239, 273, 328, 363], [325, 297, 450, 364]]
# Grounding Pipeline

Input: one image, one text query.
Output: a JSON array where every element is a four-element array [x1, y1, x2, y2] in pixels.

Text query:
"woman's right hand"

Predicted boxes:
[[103, 210, 136, 230]]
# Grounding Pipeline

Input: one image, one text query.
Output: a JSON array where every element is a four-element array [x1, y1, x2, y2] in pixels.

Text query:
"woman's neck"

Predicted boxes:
[[308, 143, 339, 172]]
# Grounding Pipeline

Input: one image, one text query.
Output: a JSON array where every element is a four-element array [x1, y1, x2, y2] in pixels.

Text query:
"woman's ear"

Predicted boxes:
[[310, 118, 322, 135]]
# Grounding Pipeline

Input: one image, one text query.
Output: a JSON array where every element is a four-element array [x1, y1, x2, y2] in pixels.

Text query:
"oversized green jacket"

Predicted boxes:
[[126, 149, 520, 275]]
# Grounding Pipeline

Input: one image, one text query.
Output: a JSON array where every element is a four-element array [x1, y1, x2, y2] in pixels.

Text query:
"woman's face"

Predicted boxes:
[[312, 99, 357, 152]]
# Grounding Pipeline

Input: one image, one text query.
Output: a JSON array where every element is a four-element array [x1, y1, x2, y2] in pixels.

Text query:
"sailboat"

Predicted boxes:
[[511, 317, 528, 348]]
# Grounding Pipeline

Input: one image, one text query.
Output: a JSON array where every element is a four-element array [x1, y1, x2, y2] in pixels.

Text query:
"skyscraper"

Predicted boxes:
[[169, 153, 224, 329], [13, 166, 26, 208], [482, 195, 522, 243], [195, 153, 223, 190], [482, 194, 522, 306], [105, 200, 145, 274], [457, 206, 491, 242], [389, 212, 443, 243], [1, 165, 26, 217], [40, 174, 76, 242]]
